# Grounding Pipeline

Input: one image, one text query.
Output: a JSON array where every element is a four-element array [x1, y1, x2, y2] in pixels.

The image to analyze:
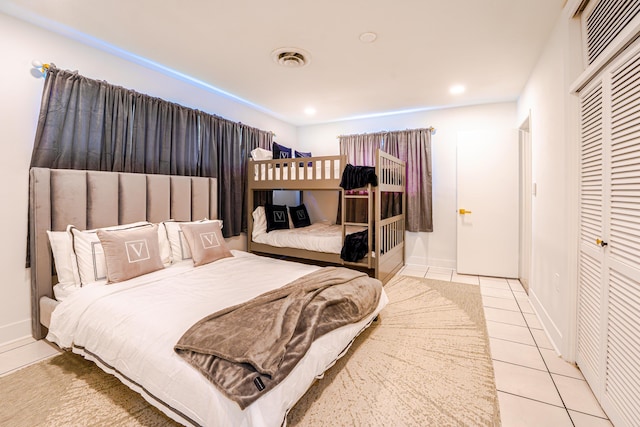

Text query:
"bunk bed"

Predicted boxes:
[[247, 149, 406, 284]]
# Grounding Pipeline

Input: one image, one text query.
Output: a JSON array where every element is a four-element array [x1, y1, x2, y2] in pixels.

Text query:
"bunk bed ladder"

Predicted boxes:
[[342, 183, 374, 270]]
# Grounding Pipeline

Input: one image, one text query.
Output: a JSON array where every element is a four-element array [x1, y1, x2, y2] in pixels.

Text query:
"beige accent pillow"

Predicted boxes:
[[179, 221, 233, 267], [97, 225, 164, 283], [163, 219, 223, 262], [70, 221, 151, 285]]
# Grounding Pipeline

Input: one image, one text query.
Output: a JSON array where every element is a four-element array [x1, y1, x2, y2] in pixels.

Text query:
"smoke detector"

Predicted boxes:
[[272, 47, 311, 68]]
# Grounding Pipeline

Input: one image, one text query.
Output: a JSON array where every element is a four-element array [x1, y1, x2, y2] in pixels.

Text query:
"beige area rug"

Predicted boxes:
[[287, 275, 501, 426], [0, 275, 499, 427], [0, 350, 180, 427]]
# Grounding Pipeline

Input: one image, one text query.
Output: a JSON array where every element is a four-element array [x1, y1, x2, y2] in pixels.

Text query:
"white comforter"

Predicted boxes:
[[252, 223, 365, 254], [47, 250, 387, 427]]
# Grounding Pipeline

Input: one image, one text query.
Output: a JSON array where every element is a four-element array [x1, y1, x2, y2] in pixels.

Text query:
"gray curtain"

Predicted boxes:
[[30, 66, 273, 237], [384, 129, 433, 232], [340, 133, 381, 166], [216, 120, 244, 235], [338, 133, 384, 224], [339, 128, 433, 232]]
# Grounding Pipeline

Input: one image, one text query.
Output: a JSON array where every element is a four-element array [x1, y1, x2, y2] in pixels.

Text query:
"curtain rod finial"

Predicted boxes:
[[31, 60, 50, 77]]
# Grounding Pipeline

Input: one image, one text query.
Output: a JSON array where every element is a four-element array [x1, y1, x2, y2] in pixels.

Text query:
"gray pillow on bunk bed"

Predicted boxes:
[[295, 150, 312, 167], [289, 204, 312, 228], [264, 203, 290, 232]]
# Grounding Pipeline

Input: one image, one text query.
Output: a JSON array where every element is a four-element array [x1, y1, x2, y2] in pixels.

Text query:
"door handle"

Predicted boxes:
[[596, 238, 608, 247], [459, 209, 472, 215]]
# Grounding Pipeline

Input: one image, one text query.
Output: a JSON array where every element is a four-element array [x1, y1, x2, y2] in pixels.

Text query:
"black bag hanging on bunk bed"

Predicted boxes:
[[339, 164, 378, 190], [340, 229, 369, 262]]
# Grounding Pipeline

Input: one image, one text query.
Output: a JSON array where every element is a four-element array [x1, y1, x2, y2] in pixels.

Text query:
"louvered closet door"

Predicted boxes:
[[577, 78, 606, 393], [604, 46, 640, 426], [577, 42, 640, 427]]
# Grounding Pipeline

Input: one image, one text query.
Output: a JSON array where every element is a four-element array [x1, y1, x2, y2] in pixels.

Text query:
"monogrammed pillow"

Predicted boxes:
[[97, 225, 164, 283], [288, 204, 312, 228], [70, 221, 151, 285], [163, 219, 224, 263], [264, 203, 290, 232], [179, 221, 233, 267]]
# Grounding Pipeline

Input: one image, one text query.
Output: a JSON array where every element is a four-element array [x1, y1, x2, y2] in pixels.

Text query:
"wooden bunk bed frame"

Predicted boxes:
[[247, 150, 406, 284]]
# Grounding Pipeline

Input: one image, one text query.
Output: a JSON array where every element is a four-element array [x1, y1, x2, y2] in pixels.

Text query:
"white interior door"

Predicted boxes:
[[456, 129, 519, 277]]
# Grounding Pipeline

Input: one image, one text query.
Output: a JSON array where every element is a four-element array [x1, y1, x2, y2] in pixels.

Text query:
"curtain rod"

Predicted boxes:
[[337, 126, 436, 139]]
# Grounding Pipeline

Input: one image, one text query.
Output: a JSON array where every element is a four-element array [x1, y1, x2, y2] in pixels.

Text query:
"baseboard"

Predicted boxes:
[[0, 319, 32, 353], [528, 289, 562, 355], [405, 255, 456, 270]]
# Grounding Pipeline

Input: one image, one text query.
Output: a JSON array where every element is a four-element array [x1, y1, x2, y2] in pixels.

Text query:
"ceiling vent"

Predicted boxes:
[[272, 48, 311, 68]]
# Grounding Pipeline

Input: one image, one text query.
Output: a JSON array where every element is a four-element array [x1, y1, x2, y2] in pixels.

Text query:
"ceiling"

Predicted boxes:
[[3, 0, 564, 126]]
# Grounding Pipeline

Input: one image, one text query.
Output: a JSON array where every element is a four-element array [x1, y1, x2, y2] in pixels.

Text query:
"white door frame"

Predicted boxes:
[[518, 115, 532, 293]]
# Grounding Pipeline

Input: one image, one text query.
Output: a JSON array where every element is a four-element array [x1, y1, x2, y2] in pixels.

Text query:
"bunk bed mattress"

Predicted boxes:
[[46, 250, 387, 427], [252, 223, 366, 254]]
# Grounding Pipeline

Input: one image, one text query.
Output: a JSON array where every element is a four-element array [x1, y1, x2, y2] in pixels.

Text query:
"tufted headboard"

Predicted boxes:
[[29, 168, 218, 339]]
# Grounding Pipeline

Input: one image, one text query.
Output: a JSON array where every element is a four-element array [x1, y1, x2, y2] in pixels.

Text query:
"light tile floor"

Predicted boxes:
[[0, 266, 614, 426], [399, 265, 614, 427], [0, 338, 59, 377]]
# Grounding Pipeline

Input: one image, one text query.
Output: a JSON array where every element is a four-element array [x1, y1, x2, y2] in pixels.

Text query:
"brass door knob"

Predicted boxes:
[[596, 238, 608, 247], [459, 208, 472, 215]]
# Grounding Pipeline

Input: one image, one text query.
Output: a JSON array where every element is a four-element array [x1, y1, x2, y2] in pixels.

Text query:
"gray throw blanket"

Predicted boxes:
[[174, 267, 382, 409]]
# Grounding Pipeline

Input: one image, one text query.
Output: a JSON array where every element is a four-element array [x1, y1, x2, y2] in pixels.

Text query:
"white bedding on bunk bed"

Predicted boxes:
[[252, 223, 365, 254], [252, 206, 365, 254], [47, 250, 387, 427]]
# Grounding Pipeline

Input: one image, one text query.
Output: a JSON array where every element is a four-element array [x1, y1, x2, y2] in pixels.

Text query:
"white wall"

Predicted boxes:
[[517, 6, 580, 358], [1, 8, 577, 361], [297, 102, 517, 269], [0, 13, 297, 348]]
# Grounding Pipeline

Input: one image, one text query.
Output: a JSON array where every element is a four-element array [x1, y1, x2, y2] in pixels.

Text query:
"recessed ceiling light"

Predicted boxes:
[[359, 32, 377, 43], [450, 84, 465, 95], [304, 107, 316, 116]]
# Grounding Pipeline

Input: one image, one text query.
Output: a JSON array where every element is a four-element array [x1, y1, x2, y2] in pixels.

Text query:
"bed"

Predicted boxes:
[[29, 167, 388, 427], [247, 150, 406, 284], [251, 208, 367, 254]]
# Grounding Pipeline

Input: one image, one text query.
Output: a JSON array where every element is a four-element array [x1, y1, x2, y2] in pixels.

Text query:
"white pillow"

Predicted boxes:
[[252, 206, 267, 238], [251, 147, 273, 161], [53, 282, 82, 301], [156, 222, 172, 267], [163, 219, 224, 263], [47, 230, 81, 286], [70, 221, 151, 285]]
